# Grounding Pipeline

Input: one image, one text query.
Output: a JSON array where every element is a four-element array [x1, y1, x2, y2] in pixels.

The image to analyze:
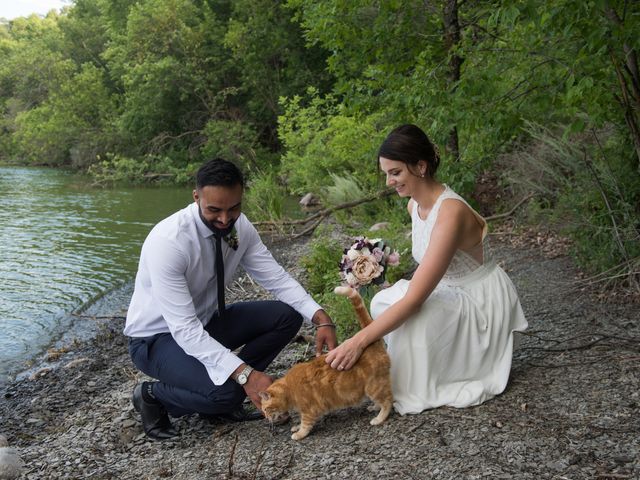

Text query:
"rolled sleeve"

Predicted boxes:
[[239, 221, 322, 323]]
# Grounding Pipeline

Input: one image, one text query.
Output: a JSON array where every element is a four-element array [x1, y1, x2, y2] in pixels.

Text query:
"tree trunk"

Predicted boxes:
[[443, 0, 463, 161], [605, 6, 640, 172]]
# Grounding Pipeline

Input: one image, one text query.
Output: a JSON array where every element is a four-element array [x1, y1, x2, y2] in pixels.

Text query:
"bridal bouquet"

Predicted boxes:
[[339, 237, 400, 290]]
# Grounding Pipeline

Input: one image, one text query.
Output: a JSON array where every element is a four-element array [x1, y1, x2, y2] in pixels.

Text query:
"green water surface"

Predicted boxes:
[[0, 166, 191, 381]]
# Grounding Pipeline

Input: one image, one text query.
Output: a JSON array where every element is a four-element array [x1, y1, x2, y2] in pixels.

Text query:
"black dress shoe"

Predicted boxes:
[[205, 405, 264, 423], [132, 383, 178, 440]]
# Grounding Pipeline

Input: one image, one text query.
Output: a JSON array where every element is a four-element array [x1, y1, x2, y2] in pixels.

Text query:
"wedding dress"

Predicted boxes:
[[371, 186, 528, 414]]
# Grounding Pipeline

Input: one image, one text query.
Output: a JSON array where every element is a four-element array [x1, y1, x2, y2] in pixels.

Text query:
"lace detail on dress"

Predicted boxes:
[[411, 185, 489, 280]]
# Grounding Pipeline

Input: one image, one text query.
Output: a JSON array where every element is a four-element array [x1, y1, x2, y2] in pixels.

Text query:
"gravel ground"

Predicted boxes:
[[1, 231, 638, 480]]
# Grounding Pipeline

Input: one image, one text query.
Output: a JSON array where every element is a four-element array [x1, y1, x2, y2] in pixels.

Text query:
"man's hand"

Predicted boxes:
[[311, 309, 338, 356], [241, 369, 273, 411]]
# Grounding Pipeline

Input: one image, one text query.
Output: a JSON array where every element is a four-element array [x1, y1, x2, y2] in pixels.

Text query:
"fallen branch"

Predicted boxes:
[[520, 335, 609, 352], [227, 432, 239, 478], [253, 188, 395, 232], [292, 214, 328, 239], [485, 193, 535, 222], [407, 420, 427, 433], [518, 333, 640, 352], [273, 450, 295, 480], [526, 359, 602, 369], [596, 473, 634, 479], [142, 173, 175, 180]]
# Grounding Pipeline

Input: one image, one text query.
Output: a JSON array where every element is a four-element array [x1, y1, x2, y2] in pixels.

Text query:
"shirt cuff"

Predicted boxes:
[[206, 352, 244, 386], [299, 297, 324, 324]]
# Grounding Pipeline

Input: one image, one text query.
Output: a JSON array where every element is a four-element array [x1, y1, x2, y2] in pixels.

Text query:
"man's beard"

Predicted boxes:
[[198, 206, 236, 238]]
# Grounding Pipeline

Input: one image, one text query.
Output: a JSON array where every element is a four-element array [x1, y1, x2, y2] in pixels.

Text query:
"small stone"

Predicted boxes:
[[369, 222, 390, 231], [29, 368, 52, 380], [320, 457, 334, 466], [64, 358, 90, 369], [299, 193, 320, 207]]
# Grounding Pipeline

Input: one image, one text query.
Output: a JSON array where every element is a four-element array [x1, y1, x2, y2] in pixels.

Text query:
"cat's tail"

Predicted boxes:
[[334, 286, 373, 329]]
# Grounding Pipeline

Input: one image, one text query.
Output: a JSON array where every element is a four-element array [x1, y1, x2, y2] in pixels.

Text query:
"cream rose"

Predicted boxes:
[[351, 254, 383, 285], [346, 249, 360, 261], [345, 272, 358, 287]]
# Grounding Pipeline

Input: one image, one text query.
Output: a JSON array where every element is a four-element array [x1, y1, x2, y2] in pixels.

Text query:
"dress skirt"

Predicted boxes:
[[370, 262, 528, 415]]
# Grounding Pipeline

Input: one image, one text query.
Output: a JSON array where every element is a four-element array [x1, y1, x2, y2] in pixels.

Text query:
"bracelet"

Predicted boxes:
[[315, 323, 336, 329]]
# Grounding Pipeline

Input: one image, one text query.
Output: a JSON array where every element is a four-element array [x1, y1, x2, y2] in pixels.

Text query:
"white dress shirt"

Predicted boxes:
[[124, 202, 322, 385]]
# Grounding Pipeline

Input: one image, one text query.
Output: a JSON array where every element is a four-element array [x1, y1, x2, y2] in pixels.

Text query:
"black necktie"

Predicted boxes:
[[214, 233, 225, 319]]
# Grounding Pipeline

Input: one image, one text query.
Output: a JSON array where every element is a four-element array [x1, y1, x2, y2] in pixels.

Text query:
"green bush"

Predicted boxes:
[[509, 122, 640, 287], [244, 167, 287, 223], [87, 153, 197, 186], [278, 89, 387, 196], [200, 120, 277, 176]]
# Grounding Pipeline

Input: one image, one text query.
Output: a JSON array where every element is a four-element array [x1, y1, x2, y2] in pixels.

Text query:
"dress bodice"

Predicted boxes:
[[411, 185, 489, 280]]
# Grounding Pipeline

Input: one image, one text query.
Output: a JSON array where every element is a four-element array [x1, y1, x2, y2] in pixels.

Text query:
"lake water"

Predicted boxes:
[[0, 166, 191, 384]]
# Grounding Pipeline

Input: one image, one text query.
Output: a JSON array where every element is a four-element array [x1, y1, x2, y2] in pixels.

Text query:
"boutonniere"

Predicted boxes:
[[223, 228, 239, 250]]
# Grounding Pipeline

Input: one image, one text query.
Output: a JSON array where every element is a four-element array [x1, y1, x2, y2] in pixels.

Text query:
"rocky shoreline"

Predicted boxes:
[[1, 232, 639, 479]]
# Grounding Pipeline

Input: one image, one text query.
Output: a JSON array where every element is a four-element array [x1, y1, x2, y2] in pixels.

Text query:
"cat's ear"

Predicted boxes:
[[258, 391, 270, 401]]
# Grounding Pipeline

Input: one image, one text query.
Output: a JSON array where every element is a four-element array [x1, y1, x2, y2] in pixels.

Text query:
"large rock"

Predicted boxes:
[[299, 193, 320, 207], [0, 435, 24, 480]]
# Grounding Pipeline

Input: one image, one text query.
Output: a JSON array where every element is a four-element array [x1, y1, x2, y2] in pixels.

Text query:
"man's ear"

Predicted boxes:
[[192, 189, 199, 203]]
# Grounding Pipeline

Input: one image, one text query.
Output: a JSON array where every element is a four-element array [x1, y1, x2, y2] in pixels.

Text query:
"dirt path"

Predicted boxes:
[[1, 233, 638, 479]]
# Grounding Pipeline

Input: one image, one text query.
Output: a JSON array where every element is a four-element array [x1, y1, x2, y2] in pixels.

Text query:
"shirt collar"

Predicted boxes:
[[190, 202, 214, 238]]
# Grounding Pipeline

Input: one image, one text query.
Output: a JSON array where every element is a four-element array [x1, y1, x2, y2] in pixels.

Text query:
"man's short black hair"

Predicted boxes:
[[196, 158, 244, 190]]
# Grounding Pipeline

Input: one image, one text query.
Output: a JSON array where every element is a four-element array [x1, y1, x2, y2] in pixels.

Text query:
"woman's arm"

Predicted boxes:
[[325, 201, 469, 370]]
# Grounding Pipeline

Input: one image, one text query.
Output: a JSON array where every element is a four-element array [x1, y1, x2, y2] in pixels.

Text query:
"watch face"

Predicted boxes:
[[238, 374, 247, 384]]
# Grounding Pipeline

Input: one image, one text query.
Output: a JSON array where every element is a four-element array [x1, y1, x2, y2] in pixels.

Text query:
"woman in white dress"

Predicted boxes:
[[326, 124, 528, 414]]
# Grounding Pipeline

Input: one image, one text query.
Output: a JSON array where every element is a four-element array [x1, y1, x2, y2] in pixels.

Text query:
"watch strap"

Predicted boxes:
[[235, 365, 254, 384]]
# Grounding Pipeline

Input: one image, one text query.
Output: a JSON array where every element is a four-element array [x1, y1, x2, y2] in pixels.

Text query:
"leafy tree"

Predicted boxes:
[[0, 14, 76, 159], [224, 0, 333, 144], [106, 0, 234, 153], [13, 63, 118, 165], [0, 14, 72, 109], [57, 0, 110, 68]]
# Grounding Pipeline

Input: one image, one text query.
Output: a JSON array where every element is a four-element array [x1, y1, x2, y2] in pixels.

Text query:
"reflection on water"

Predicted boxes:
[[0, 167, 191, 382]]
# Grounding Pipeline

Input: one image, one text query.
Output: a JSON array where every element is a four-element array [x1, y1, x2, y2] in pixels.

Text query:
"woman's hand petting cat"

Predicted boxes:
[[325, 335, 365, 371], [312, 309, 338, 356]]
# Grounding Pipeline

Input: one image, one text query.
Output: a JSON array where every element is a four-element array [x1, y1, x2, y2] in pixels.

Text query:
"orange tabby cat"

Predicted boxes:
[[259, 286, 393, 440]]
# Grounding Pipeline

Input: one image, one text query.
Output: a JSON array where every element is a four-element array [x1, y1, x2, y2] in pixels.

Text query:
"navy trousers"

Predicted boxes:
[[128, 300, 302, 417]]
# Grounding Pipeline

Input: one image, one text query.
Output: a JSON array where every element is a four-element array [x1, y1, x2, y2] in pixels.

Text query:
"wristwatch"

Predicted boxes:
[[234, 365, 254, 385]]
